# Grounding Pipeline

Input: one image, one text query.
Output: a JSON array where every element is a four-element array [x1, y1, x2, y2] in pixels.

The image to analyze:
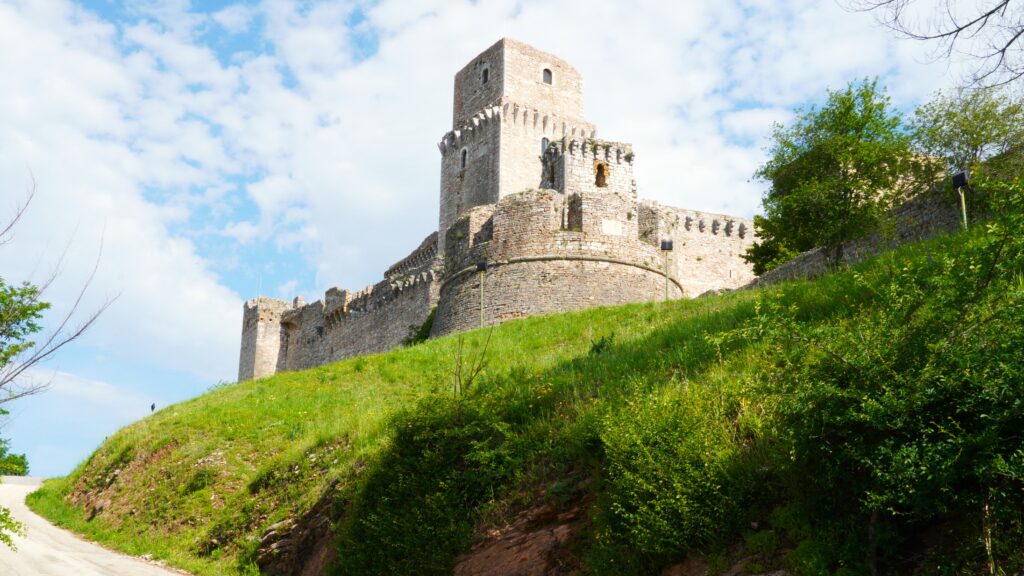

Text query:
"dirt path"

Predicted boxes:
[[0, 476, 188, 576]]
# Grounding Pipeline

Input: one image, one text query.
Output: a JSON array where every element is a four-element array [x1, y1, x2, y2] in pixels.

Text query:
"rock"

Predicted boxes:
[[453, 502, 586, 576], [254, 481, 340, 576]]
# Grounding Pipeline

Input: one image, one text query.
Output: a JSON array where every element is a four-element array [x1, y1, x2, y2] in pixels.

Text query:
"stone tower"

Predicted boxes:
[[237, 297, 290, 381], [437, 38, 597, 252]]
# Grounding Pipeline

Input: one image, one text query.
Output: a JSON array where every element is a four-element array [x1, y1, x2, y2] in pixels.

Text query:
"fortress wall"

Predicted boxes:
[[433, 189, 682, 336], [276, 272, 440, 373], [432, 259, 673, 336], [281, 299, 328, 372], [753, 190, 962, 286], [639, 203, 757, 296], [385, 232, 438, 281], [238, 297, 292, 381], [324, 272, 438, 363]]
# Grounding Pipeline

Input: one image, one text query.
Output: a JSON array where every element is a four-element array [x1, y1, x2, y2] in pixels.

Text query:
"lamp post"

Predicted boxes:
[[660, 239, 673, 301], [476, 261, 487, 328], [953, 170, 970, 230]]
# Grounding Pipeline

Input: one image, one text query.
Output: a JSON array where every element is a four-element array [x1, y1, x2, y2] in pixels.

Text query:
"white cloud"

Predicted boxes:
[[212, 3, 256, 34], [0, 0, 974, 476], [0, 1, 240, 383]]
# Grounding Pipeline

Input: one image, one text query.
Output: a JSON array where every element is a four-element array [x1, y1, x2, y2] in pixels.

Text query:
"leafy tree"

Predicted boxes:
[[911, 87, 1024, 177], [0, 429, 28, 476], [745, 79, 917, 273]]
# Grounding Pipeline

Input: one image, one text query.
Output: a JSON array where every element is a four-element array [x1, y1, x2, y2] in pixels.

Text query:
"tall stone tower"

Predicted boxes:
[[437, 38, 597, 252], [237, 297, 290, 381]]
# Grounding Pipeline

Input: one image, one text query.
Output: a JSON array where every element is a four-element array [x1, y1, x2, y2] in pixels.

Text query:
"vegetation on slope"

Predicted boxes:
[[29, 178, 1024, 576]]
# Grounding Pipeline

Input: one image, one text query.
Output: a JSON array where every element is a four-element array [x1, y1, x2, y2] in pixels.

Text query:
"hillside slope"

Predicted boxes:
[[28, 181, 1024, 576]]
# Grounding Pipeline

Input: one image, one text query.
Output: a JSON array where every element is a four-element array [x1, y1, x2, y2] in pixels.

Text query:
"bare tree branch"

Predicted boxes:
[[1, 186, 117, 404], [0, 178, 35, 246], [845, 0, 1024, 87]]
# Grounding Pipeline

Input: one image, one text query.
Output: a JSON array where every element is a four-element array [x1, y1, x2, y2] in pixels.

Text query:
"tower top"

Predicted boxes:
[[451, 38, 586, 129]]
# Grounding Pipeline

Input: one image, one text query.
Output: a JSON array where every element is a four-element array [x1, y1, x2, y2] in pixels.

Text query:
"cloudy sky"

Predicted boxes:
[[1, 0, 965, 477]]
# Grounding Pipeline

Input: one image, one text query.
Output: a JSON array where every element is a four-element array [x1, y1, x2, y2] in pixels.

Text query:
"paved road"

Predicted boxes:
[[0, 476, 187, 575]]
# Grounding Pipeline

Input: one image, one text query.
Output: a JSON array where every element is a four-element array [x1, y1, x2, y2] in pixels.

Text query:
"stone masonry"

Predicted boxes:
[[238, 38, 756, 381]]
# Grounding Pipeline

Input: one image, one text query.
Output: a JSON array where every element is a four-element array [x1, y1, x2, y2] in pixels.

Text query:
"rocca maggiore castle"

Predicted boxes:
[[238, 38, 757, 381]]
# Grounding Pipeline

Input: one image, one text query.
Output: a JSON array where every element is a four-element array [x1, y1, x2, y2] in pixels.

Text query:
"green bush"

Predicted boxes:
[[590, 383, 764, 572], [744, 177, 1024, 573]]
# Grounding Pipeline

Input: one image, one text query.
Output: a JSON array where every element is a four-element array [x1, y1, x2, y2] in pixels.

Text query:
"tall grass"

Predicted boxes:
[[28, 208, 1022, 575]]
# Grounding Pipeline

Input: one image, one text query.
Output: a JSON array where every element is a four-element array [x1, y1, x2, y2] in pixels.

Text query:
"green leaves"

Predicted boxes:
[[0, 278, 50, 373], [742, 176, 1024, 572], [910, 87, 1024, 176], [746, 79, 916, 272]]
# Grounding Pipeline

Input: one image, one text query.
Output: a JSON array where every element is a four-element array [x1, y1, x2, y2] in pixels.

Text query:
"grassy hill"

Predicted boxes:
[[27, 182, 1024, 576]]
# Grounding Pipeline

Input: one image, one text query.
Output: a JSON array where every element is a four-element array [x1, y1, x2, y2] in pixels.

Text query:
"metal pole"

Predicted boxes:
[[959, 187, 968, 230], [664, 251, 669, 301], [479, 270, 484, 328]]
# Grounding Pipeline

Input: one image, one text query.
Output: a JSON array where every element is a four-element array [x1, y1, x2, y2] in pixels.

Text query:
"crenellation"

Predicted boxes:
[[238, 38, 757, 381]]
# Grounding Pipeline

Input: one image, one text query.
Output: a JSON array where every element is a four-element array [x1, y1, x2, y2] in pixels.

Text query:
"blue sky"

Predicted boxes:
[[0, 0, 965, 477]]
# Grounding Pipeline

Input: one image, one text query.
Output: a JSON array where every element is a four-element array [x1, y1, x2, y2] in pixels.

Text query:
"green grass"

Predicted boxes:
[[26, 189, 1024, 576], [28, 287, 769, 574]]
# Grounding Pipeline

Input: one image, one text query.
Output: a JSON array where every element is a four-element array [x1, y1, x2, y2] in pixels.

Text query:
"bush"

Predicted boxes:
[[743, 177, 1024, 573], [590, 384, 763, 572]]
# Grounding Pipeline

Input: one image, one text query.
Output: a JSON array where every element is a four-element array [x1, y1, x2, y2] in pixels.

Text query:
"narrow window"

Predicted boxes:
[[460, 148, 468, 169], [541, 137, 549, 153], [595, 163, 608, 187], [481, 67, 489, 84], [542, 68, 552, 85]]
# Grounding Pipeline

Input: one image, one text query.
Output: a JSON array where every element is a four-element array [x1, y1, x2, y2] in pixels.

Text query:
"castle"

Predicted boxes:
[[238, 39, 757, 381]]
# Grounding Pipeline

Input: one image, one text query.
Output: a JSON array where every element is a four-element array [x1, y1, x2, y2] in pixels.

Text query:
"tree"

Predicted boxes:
[[849, 0, 1024, 87], [0, 182, 113, 548], [744, 79, 917, 273], [910, 86, 1024, 176], [0, 430, 28, 476]]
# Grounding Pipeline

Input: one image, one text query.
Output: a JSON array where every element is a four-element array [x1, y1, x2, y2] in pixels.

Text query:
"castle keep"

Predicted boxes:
[[238, 38, 757, 381]]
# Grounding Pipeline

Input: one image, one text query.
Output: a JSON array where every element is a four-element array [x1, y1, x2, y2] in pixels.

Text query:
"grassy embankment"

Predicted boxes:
[[27, 183, 1024, 576]]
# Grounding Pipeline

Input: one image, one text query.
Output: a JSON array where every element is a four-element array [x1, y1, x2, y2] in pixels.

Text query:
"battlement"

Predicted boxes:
[[638, 203, 752, 241], [542, 136, 637, 198], [545, 137, 634, 163], [385, 232, 438, 281], [437, 101, 597, 156]]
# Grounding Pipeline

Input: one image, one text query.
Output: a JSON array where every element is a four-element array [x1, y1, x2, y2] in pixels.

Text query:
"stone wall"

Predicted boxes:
[[752, 190, 963, 286], [239, 236, 441, 380], [498, 38, 586, 124], [238, 297, 292, 381], [452, 40, 506, 129], [432, 189, 685, 336], [438, 107, 502, 253], [279, 268, 439, 372], [639, 204, 757, 295]]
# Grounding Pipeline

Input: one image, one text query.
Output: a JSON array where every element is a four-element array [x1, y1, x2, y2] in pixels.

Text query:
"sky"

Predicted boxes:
[[0, 0, 968, 477]]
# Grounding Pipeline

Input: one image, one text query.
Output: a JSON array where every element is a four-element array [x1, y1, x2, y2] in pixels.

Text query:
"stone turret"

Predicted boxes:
[[437, 39, 597, 253], [238, 296, 291, 381]]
